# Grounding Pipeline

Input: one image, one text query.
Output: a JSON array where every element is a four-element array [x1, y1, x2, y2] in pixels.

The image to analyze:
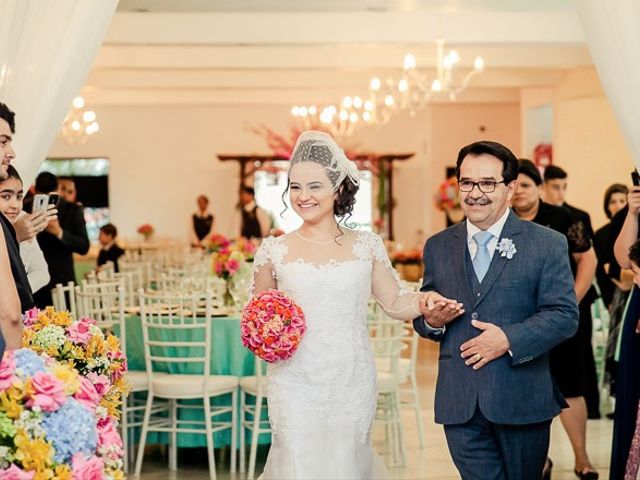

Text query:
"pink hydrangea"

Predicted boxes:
[[72, 453, 104, 480], [0, 464, 35, 480], [0, 351, 17, 391], [26, 371, 66, 412]]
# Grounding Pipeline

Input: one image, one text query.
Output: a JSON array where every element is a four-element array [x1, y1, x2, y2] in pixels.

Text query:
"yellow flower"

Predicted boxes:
[[86, 336, 107, 358], [14, 430, 53, 472], [51, 364, 80, 395], [52, 310, 72, 327], [51, 464, 72, 480], [106, 334, 121, 351], [22, 328, 36, 347], [0, 382, 27, 418], [34, 469, 55, 480], [109, 469, 125, 480]]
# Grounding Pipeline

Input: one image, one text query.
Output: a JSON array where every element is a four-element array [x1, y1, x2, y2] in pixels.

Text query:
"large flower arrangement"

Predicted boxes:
[[241, 289, 306, 363], [208, 233, 231, 253], [210, 237, 257, 280], [0, 347, 125, 479], [21, 308, 129, 421]]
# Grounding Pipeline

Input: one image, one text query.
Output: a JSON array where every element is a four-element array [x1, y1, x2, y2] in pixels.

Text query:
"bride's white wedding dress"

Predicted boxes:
[[251, 229, 422, 480]]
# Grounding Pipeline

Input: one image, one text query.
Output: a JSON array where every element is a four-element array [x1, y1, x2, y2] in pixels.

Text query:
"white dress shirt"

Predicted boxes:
[[466, 207, 511, 261], [424, 207, 512, 333], [16, 211, 50, 292]]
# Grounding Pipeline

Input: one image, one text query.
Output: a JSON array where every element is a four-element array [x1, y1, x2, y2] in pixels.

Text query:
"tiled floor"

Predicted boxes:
[[135, 340, 613, 479]]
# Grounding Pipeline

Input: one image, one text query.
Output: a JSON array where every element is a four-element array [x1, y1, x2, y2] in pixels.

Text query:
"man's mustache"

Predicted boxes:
[[465, 198, 491, 206]]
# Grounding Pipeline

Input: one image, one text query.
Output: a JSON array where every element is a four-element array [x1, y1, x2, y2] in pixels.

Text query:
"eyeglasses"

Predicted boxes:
[[457, 179, 507, 193]]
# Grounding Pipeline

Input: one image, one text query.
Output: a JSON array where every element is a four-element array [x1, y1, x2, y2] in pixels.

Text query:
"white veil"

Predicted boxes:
[[289, 131, 360, 190]]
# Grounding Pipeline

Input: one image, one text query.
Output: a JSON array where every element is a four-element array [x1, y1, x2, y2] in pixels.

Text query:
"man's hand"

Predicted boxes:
[[419, 291, 464, 328], [460, 319, 510, 370], [45, 218, 63, 238]]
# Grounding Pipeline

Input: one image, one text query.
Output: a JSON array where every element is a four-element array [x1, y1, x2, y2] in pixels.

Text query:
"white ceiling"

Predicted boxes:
[[82, 1, 590, 107]]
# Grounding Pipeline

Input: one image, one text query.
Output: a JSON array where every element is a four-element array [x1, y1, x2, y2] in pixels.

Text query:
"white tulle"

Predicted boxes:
[[251, 230, 420, 480]]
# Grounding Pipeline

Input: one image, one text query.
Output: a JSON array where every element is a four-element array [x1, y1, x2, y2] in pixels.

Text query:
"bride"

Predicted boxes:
[[250, 131, 457, 479]]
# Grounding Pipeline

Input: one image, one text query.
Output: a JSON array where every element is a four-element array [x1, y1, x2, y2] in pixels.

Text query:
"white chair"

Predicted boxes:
[[52, 281, 77, 317], [239, 356, 270, 479], [134, 291, 239, 480], [371, 316, 406, 466], [75, 284, 144, 472], [398, 324, 425, 449]]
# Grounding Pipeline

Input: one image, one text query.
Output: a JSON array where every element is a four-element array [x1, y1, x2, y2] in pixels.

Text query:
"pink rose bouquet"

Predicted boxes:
[[241, 289, 306, 363]]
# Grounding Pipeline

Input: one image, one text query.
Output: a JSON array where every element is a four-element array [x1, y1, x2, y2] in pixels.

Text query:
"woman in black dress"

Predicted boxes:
[[189, 194, 214, 248], [513, 160, 599, 479]]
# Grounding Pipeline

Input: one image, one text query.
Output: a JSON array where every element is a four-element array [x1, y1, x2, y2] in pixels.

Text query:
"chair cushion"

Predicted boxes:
[[125, 370, 150, 392], [239, 376, 266, 396], [151, 374, 239, 398]]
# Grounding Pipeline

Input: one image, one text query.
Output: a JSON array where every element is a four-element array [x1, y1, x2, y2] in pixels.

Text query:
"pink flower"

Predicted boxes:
[[0, 464, 35, 480], [74, 376, 101, 411], [86, 372, 111, 396], [23, 307, 40, 327], [98, 419, 123, 455], [71, 453, 104, 480], [66, 318, 95, 345], [225, 259, 240, 275], [26, 372, 66, 412], [0, 352, 17, 391]]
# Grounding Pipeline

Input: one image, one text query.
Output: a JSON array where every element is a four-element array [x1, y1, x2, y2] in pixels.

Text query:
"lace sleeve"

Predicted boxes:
[[368, 233, 422, 320], [248, 237, 277, 298]]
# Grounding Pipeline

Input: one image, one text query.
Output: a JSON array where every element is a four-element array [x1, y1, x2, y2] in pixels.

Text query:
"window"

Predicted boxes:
[[254, 161, 372, 232]]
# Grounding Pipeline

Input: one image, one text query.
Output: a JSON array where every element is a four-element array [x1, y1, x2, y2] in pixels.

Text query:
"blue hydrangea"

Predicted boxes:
[[41, 398, 97, 463], [14, 348, 47, 377]]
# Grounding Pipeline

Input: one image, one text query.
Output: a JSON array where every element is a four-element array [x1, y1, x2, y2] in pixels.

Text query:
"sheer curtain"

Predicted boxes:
[[576, 0, 640, 167], [0, 0, 118, 185]]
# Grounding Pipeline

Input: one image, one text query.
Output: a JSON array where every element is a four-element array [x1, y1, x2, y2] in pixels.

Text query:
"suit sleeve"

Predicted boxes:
[[61, 205, 90, 255], [412, 237, 446, 342], [502, 234, 579, 366]]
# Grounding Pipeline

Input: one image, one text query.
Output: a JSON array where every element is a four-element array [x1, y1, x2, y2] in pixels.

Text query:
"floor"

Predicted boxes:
[[134, 340, 613, 479]]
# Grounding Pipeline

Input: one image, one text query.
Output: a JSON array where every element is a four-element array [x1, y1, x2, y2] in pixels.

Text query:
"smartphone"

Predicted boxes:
[[632, 170, 640, 187], [48, 193, 60, 206], [33, 194, 49, 213]]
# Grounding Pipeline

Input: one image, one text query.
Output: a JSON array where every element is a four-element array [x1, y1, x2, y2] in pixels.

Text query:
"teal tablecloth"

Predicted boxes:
[[120, 315, 269, 448]]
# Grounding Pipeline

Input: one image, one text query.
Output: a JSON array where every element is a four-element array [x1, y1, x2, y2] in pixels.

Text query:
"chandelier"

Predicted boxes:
[[290, 38, 484, 135], [60, 96, 100, 145]]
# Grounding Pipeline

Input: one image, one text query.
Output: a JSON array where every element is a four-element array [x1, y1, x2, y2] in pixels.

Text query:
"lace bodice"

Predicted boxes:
[[251, 229, 421, 320]]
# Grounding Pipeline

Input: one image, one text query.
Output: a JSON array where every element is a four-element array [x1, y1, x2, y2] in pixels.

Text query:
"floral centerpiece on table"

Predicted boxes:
[[208, 233, 231, 253], [391, 249, 424, 282], [230, 237, 257, 262], [211, 248, 245, 280], [136, 223, 154, 241], [0, 348, 125, 479], [21, 307, 129, 421], [241, 289, 306, 363]]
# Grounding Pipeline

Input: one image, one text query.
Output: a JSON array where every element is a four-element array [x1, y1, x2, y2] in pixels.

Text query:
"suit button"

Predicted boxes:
[[477, 292, 481, 297], [471, 312, 479, 320]]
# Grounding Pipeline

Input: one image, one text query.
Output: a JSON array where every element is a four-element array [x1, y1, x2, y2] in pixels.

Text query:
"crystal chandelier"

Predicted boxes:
[[60, 96, 100, 145]]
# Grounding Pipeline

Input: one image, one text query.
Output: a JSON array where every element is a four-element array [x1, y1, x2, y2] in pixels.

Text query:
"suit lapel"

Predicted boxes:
[[473, 211, 522, 308], [451, 223, 475, 305]]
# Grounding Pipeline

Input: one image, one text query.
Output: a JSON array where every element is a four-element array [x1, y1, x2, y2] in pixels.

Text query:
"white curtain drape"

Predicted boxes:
[[0, 0, 118, 185], [575, 0, 640, 168]]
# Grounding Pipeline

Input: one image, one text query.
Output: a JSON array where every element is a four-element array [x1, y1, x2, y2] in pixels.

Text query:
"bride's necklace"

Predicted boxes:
[[295, 230, 337, 245]]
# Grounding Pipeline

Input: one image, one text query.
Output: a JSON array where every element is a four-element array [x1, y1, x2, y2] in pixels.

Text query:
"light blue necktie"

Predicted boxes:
[[472, 231, 494, 282]]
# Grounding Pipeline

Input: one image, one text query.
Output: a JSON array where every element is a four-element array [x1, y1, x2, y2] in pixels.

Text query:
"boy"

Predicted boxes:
[[97, 223, 125, 272]]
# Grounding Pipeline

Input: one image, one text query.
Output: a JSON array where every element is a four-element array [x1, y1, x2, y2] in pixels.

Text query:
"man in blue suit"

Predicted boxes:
[[414, 141, 579, 480]]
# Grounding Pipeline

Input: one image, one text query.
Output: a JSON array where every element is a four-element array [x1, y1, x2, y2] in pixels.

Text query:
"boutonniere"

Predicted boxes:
[[496, 238, 517, 259]]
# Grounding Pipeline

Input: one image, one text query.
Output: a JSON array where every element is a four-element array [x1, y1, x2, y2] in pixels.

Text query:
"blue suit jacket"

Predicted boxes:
[[413, 211, 578, 425]]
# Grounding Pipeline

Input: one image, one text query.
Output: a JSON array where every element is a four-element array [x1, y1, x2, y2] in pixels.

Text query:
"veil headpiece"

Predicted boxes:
[[289, 131, 360, 190]]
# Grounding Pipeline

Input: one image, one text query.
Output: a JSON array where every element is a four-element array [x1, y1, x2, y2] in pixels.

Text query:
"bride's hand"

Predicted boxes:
[[419, 291, 464, 328]]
